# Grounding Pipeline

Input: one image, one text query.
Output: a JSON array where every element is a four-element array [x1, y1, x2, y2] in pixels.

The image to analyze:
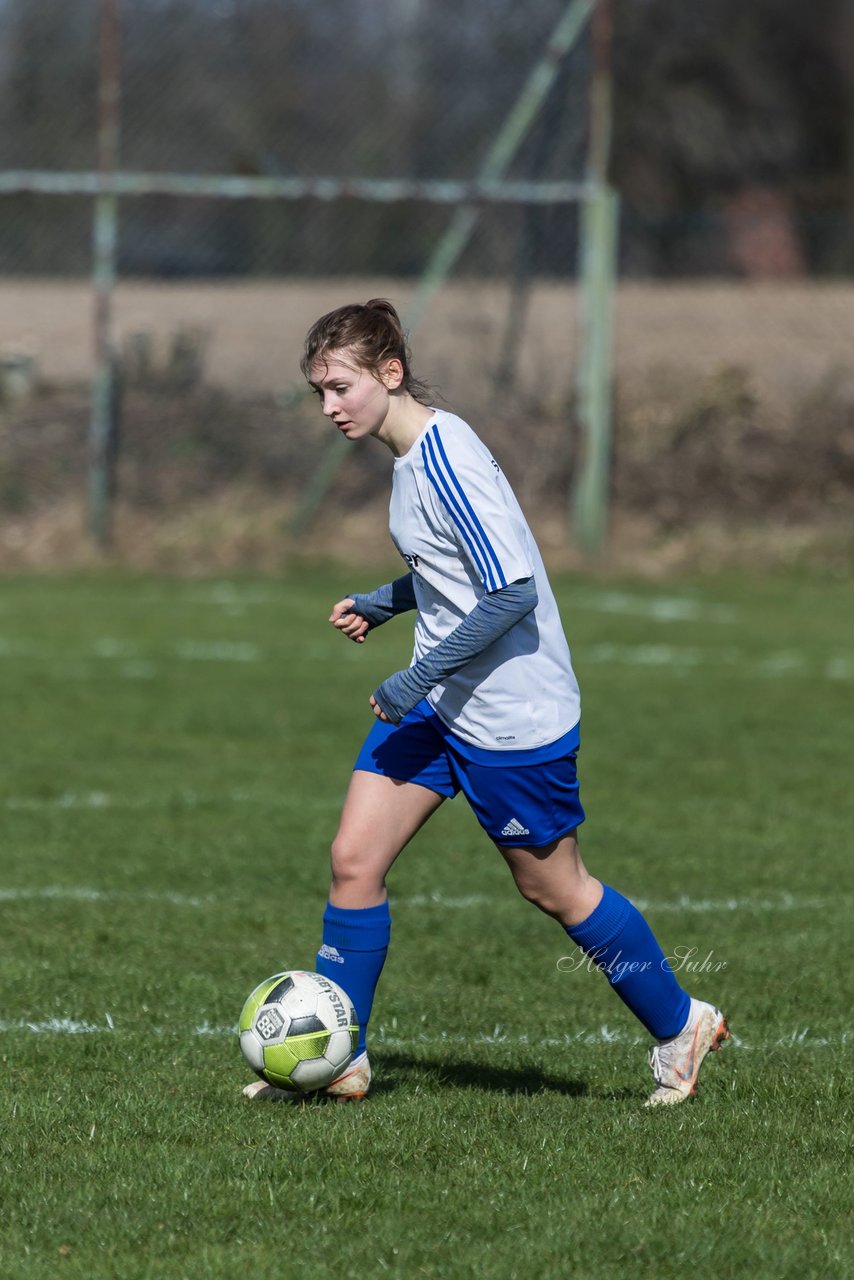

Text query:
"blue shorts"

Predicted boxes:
[[353, 700, 585, 847]]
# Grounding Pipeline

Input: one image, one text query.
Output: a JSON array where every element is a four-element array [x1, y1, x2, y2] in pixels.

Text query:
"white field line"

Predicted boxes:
[[174, 640, 261, 662], [0, 1018, 107, 1035], [0, 884, 842, 916], [5, 791, 116, 811], [581, 643, 852, 679], [396, 891, 838, 914], [0, 886, 213, 907], [0, 590, 731, 622], [0, 587, 713, 618], [3, 790, 339, 812], [370, 1026, 851, 1052], [184, 584, 279, 609], [0, 637, 263, 664], [1, 633, 852, 680], [0, 1018, 847, 1052], [572, 591, 738, 624]]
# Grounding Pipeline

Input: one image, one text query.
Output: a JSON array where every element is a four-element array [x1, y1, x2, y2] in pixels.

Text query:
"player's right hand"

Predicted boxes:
[[329, 598, 370, 644]]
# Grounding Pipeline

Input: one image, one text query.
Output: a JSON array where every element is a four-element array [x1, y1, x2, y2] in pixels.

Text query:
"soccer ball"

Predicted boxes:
[[238, 970, 358, 1096]]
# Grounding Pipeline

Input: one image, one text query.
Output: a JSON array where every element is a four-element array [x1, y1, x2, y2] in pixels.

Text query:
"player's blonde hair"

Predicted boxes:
[[301, 298, 432, 404]]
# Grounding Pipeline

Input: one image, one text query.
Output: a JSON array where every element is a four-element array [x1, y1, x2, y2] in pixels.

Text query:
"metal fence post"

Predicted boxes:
[[571, 0, 616, 554], [572, 182, 618, 553], [89, 0, 121, 549]]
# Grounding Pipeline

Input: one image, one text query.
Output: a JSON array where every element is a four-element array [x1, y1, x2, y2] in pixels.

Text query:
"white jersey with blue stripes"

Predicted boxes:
[[389, 409, 580, 751]]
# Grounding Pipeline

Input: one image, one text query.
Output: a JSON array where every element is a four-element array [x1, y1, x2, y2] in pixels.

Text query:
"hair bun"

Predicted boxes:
[[364, 297, 400, 321]]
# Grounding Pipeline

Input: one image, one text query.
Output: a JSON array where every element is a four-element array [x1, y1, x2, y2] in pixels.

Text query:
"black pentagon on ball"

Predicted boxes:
[[287, 1014, 327, 1037], [266, 975, 296, 1003], [255, 1006, 286, 1040]]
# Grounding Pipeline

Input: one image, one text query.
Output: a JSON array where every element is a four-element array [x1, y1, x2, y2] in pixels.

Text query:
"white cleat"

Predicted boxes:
[[242, 1051, 371, 1103], [323, 1050, 371, 1101], [646, 999, 730, 1107], [242, 1079, 301, 1102]]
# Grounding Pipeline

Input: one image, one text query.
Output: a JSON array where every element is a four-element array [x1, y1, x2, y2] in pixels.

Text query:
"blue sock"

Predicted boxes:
[[316, 900, 391, 1055], [565, 884, 690, 1040]]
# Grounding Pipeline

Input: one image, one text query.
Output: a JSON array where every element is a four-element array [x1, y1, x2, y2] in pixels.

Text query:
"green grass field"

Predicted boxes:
[[1, 567, 852, 1279]]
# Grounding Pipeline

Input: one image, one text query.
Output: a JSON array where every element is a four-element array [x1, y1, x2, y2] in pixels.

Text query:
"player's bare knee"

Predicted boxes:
[[512, 873, 558, 916], [329, 832, 377, 891], [329, 832, 360, 881]]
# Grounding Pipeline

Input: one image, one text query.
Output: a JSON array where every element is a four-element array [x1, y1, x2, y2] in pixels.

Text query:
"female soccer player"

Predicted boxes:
[[244, 298, 728, 1107]]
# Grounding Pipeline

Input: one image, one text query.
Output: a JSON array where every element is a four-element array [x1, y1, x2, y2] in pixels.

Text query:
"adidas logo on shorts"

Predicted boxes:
[[500, 817, 531, 839]]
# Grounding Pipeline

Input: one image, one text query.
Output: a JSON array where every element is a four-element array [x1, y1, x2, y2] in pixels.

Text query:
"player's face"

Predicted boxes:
[[309, 353, 390, 442]]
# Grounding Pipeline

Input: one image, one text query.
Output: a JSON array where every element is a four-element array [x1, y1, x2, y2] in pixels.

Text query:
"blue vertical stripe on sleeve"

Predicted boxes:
[[421, 436, 494, 588], [421, 428, 507, 589], [429, 428, 507, 588]]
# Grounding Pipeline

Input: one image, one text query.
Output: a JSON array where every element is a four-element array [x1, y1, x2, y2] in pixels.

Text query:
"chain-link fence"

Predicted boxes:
[[0, 0, 593, 277], [0, 0, 852, 570]]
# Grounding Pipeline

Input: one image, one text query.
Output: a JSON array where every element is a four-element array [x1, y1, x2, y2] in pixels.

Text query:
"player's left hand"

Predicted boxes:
[[369, 695, 391, 722]]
